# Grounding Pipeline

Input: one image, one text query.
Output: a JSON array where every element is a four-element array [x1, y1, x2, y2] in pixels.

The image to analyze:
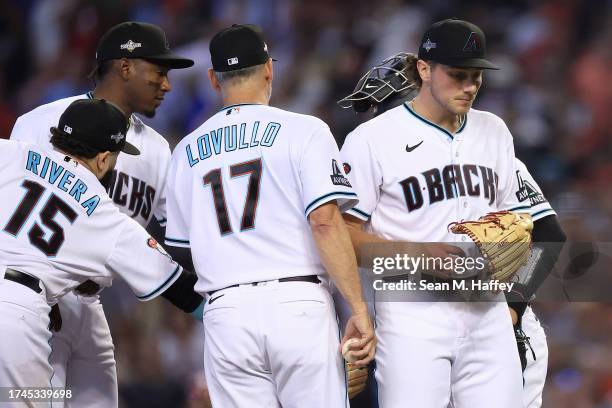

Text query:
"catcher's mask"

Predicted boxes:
[[338, 52, 416, 113]]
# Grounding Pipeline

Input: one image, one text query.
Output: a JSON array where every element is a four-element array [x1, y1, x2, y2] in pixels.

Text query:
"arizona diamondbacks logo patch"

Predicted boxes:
[[515, 170, 547, 206], [330, 159, 352, 187]]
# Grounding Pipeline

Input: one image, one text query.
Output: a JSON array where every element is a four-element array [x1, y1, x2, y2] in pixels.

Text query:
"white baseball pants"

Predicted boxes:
[[375, 300, 523, 408], [521, 306, 548, 408], [49, 291, 117, 408], [202, 280, 348, 408]]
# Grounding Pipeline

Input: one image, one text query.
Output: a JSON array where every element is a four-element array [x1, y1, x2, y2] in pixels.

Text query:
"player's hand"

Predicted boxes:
[[347, 362, 368, 399], [341, 309, 376, 367]]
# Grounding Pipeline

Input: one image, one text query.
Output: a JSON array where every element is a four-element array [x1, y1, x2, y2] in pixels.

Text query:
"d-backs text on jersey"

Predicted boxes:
[[104, 170, 157, 220], [399, 163, 498, 212], [185, 121, 281, 167]]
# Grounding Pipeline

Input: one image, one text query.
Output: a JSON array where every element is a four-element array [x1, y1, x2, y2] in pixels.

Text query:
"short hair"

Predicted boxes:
[[87, 60, 113, 85], [49, 127, 101, 159], [215, 63, 265, 86]]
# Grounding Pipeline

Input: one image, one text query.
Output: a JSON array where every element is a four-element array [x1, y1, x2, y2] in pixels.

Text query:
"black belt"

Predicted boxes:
[[208, 275, 321, 296], [4, 268, 42, 294]]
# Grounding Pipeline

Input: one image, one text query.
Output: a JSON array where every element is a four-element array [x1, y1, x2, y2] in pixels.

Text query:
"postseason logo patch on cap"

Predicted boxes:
[[120, 40, 142, 53], [110, 132, 125, 143], [422, 38, 437, 52]]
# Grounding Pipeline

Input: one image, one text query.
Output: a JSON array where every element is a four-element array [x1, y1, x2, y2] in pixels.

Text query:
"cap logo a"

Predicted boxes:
[[463, 32, 482, 52], [422, 38, 437, 52], [228, 57, 239, 65], [110, 132, 124, 143], [120, 40, 142, 52]]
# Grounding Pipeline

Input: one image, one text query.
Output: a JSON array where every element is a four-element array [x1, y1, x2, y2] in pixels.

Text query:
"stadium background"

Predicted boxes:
[[0, 0, 611, 407]]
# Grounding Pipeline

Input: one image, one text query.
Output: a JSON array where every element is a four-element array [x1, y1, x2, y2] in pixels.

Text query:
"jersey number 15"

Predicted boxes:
[[3, 180, 78, 256]]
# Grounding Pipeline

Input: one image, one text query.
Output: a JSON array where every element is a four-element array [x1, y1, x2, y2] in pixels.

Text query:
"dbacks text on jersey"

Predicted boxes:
[[400, 163, 498, 212], [104, 170, 156, 220]]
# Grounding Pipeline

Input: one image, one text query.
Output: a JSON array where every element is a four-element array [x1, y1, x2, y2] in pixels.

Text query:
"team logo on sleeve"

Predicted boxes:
[[515, 170, 547, 206], [331, 159, 352, 187], [147, 237, 172, 260], [343, 162, 352, 175]]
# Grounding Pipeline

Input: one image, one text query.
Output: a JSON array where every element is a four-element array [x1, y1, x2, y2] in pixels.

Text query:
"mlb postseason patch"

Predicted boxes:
[[330, 159, 352, 187]]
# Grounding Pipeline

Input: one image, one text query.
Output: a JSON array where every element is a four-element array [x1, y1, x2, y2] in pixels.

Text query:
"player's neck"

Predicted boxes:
[[220, 83, 270, 108], [411, 93, 463, 134], [221, 92, 269, 108], [91, 86, 134, 117]]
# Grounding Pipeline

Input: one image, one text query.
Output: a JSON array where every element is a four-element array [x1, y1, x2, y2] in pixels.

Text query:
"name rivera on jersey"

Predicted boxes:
[[185, 121, 281, 167], [25, 151, 100, 216]]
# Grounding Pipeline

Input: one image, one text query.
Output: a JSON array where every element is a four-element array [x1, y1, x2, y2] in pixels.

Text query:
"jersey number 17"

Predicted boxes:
[[203, 158, 262, 235]]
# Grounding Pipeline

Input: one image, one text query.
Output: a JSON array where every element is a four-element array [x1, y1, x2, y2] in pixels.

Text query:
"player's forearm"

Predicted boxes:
[[505, 214, 567, 316], [310, 204, 366, 313], [343, 215, 422, 268]]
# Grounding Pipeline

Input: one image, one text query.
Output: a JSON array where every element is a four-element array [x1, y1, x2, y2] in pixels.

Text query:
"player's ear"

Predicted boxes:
[[118, 58, 132, 80], [264, 59, 273, 83], [416, 59, 432, 84], [94, 151, 114, 176], [207, 68, 222, 93]]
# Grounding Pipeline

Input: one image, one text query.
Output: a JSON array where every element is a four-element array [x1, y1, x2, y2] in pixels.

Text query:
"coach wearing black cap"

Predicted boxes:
[[165, 23, 376, 408], [206, 24, 276, 105]]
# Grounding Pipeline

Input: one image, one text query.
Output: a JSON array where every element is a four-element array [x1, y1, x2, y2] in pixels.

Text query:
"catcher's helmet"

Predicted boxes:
[[338, 52, 417, 113]]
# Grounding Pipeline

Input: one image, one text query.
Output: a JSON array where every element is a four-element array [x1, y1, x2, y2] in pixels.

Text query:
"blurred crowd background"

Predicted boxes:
[[1, 0, 611, 407]]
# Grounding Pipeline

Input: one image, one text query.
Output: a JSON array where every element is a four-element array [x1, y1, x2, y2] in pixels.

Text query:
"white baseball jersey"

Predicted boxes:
[[514, 158, 555, 221], [165, 103, 357, 292], [11, 92, 170, 229], [0, 139, 182, 304], [341, 102, 527, 240]]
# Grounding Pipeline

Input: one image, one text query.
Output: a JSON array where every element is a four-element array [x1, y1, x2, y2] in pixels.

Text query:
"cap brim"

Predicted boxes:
[[121, 141, 140, 155], [448, 58, 499, 70], [145, 53, 195, 69]]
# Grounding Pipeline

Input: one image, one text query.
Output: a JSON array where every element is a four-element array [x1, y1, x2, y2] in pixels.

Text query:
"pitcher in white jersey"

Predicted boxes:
[[0, 99, 203, 408], [341, 51, 568, 408], [339, 19, 530, 407], [10, 22, 194, 408], [164, 24, 375, 408]]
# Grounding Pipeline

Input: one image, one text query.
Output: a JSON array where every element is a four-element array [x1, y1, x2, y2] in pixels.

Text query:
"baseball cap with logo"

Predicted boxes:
[[209, 24, 276, 72], [95, 21, 194, 69], [52, 99, 139, 155], [417, 18, 499, 70]]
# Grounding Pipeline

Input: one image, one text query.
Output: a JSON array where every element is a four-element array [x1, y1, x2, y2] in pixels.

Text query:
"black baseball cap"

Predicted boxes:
[[53, 99, 139, 155], [417, 18, 499, 70], [95, 22, 194, 69], [210, 24, 275, 72]]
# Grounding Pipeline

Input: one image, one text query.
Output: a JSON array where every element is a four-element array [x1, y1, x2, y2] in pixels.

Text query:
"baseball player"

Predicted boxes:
[[10, 22, 194, 408], [0, 99, 203, 407], [339, 19, 528, 407], [341, 51, 568, 408], [164, 24, 376, 407]]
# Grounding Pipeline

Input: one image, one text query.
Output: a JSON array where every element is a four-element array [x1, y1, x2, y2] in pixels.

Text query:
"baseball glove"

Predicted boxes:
[[449, 211, 533, 282]]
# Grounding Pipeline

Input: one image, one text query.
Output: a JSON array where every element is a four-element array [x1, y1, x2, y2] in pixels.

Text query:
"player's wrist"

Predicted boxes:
[[349, 301, 368, 315]]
